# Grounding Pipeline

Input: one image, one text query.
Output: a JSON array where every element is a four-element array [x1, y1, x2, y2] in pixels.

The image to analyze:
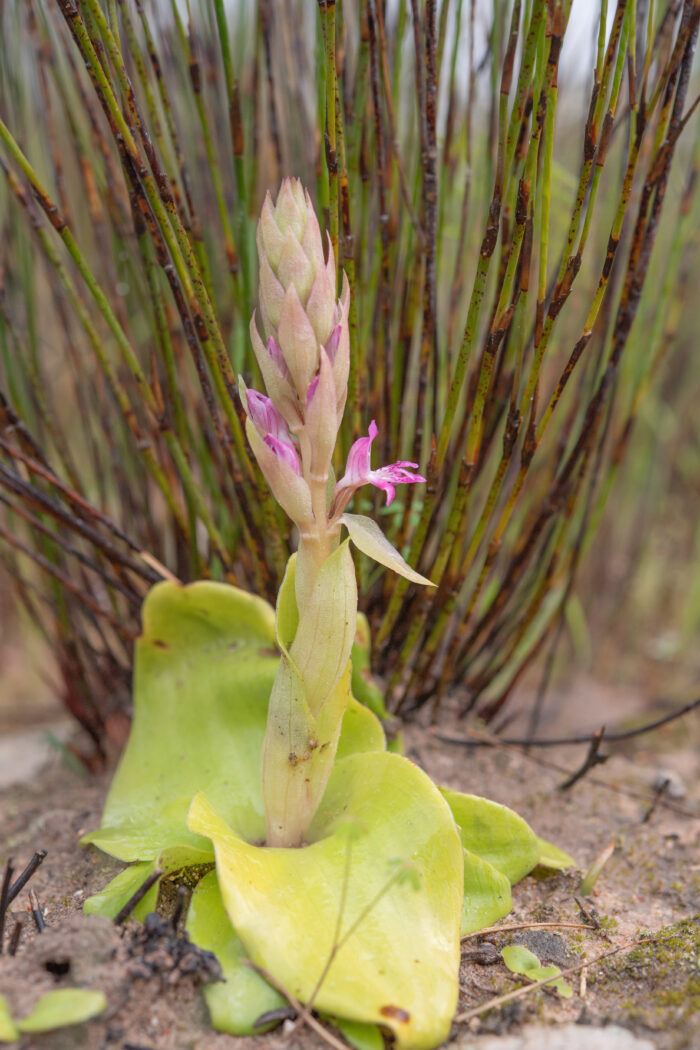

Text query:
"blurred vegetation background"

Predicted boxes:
[[1, 0, 699, 761]]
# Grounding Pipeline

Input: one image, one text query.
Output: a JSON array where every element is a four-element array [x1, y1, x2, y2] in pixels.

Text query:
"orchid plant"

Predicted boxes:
[[242, 178, 429, 848], [83, 181, 573, 1050]]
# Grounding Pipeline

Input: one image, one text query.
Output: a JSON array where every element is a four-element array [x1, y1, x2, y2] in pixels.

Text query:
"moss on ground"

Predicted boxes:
[[601, 919, 700, 1033]]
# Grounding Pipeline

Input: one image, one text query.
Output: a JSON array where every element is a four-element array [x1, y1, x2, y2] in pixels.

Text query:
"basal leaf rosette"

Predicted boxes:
[[188, 751, 465, 1050], [80, 577, 573, 1046], [81, 578, 384, 864]]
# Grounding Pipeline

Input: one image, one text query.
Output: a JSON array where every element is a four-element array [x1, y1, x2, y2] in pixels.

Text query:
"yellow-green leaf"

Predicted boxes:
[[0, 996, 19, 1044], [186, 871, 284, 1034], [189, 752, 464, 1050], [84, 860, 159, 921], [81, 581, 278, 860], [17, 990, 106, 1033], [536, 835, 576, 870], [461, 848, 512, 935], [441, 790, 540, 884], [329, 1017, 385, 1050]]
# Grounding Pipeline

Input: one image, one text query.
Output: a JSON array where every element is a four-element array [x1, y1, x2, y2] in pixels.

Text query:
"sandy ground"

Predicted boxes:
[[0, 677, 698, 1050]]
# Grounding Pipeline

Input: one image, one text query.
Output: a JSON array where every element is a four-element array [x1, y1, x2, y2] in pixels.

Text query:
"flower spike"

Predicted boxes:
[[241, 180, 432, 849]]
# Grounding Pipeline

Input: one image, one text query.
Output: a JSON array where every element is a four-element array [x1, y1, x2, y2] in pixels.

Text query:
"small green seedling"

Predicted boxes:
[[0, 989, 106, 1044], [580, 839, 616, 896], [501, 945, 573, 999]]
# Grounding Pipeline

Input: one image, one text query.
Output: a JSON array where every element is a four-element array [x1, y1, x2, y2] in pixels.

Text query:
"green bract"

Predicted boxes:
[[84, 578, 573, 1048]]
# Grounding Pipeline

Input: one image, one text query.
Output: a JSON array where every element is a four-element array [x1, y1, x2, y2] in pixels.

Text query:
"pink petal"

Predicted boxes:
[[324, 324, 342, 363], [371, 477, 396, 505], [344, 419, 378, 482], [368, 462, 425, 507], [331, 420, 425, 514], [267, 336, 291, 380], [246, 389, 290, 442], [306, 375, 319, 407], [264, 433, 301, 475]]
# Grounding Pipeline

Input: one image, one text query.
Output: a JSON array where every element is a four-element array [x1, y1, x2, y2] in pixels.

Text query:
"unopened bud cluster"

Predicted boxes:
[[242, 179, 423, 606]]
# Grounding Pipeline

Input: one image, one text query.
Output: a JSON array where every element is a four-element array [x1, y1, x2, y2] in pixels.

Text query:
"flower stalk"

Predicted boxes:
[[243, 179, 429, 846]]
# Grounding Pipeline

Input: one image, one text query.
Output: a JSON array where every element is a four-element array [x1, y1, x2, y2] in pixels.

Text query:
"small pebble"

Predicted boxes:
[[451, 1022, 656, 1049], [652, 769, 686, 800], [462, 942, 501, 965]]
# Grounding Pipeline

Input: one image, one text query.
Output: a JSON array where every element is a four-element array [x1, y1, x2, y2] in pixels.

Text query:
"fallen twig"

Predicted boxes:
[[244, 959, 350, 1050], [558, 727, 608, 790], [641, 776, 670, 824], [113, 869, 163, 926], [8, 917, 24, 956], [574, 897, 604, 933], [0, 857, 14, 954], [435, 726, 699, 818], [7, 849, 47, 905], [440, 696, 700, 748], [28, 888, 45, 933], [462, 920, 595, 942]]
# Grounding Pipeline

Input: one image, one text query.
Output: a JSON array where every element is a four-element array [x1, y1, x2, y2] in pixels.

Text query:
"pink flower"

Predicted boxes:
[[264, 434, 301, 475], [246, 388, 301, 475], [332, 420, 425, 514]]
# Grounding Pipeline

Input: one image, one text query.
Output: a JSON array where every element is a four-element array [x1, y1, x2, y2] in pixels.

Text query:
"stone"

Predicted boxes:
[[449, 1023, 656, 1049]]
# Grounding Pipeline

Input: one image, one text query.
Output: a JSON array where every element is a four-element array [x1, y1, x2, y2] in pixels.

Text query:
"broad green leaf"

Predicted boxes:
[[84, 860, 159, 921], [0, 996, 19, 1043], [329, 1017, 385, 1050], [500, 945, 572, 998], [81, 581, 278, 860], [441, 790, 540, 884], [17, 990, 107, 1033], [536, 836, 576, 870], [342, 513, 435, 586], [461, 848, 512, 935], [387, 730, 405, 754], [335, 695, 385, 760], [81, 579, 385, 863], [84, 845, 214, 920], [186, 871, 284, 1034], [189, 751, 464, 1050]]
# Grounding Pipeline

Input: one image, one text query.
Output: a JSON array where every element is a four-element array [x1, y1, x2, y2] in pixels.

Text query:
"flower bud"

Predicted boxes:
[[255, 178, 349, 418], [245, 419, 312, 526]]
